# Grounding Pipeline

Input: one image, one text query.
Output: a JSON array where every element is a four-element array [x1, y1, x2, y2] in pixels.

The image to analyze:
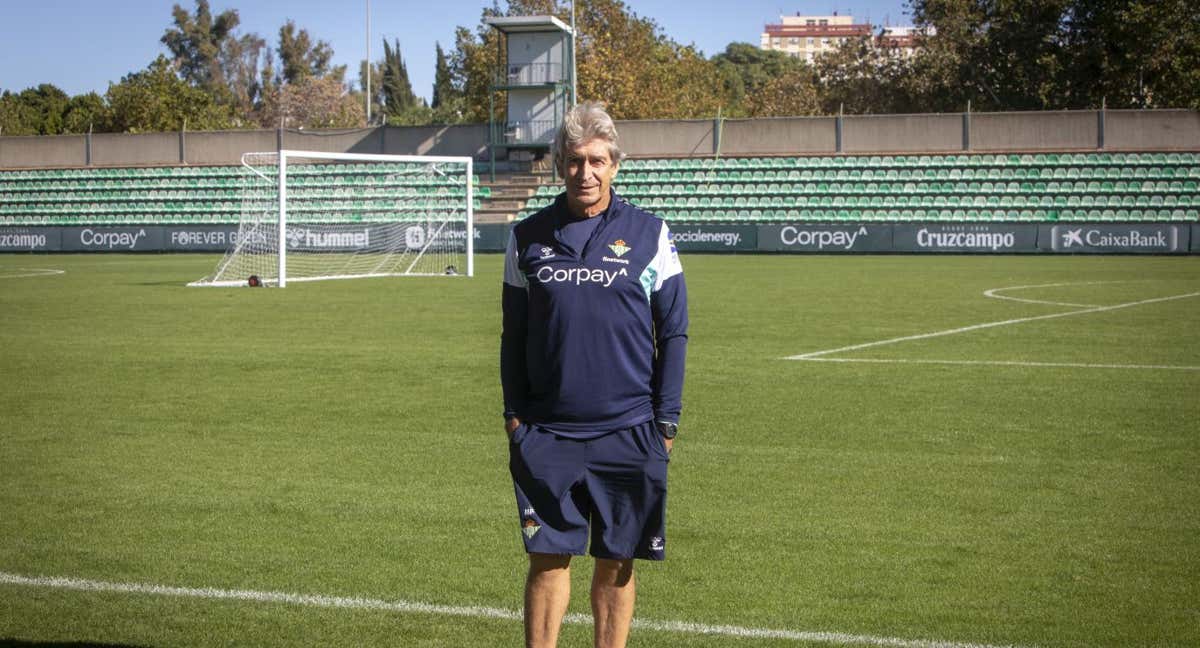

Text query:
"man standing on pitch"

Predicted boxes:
[[501, 102, 688, 648]]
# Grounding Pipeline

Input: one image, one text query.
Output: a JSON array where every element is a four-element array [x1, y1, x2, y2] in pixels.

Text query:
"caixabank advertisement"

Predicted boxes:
[[1037, 224, 1191, 254]]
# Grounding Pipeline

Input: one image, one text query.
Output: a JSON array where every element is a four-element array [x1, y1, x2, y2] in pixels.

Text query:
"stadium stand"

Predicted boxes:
[[520, 152, 1200, 223], [3, 152, 1198, 226], [0, 163, 486, 226]]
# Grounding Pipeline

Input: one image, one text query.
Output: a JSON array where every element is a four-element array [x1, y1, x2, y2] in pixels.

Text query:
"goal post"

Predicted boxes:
[[190, 150, 474, 287]]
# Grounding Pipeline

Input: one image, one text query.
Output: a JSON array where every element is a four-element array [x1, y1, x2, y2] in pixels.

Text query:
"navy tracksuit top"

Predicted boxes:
[[501, 190, 689, 437]]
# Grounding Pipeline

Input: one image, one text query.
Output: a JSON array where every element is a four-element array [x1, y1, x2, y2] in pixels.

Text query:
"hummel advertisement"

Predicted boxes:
[[669, 225, 757, 252], [1038, 224, 1192, 254], [757, 224, 893, 252], [0, 228, 60, 251], [893, 224, 1038, 253]]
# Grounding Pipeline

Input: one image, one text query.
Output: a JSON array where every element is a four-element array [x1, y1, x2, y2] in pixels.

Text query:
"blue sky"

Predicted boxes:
[[0, 0, 912, 103]]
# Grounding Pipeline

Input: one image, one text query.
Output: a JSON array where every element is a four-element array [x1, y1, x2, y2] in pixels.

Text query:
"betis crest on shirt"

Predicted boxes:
[[608, 239, 631, 257]]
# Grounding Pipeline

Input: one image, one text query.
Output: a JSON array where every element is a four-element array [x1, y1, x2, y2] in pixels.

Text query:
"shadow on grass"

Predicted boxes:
[[0, 641, 150, 648]]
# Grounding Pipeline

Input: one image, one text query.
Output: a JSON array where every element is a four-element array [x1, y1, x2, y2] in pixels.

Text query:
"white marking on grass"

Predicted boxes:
[[0, 571, 1026, 648], [798, 357, 1200, 371], [785, 291, 1200, 361], [981, 282, 1110, 308], [0, 268, 65, 279]]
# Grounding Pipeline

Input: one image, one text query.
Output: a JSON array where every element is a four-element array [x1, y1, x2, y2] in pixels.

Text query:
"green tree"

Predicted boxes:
[[357, 58, 386, 121], [432, 42, 453, 110], [0, 90, 40, 135], [1058, 0, 1200, 109], [222, 32, 268, 120], [62, 92, 109, 133], [105, 56, 235, 132], [381, 38, 418, 115], [1, 85, 109, 135], [162, 1, 270, 124], [257, 21, 356, 127], [449, 17, 502, 123], [431, 41, 465, 124], [377, 39, 434, 126], [712, 42, 810, 116], [450, 0, 737, 121], [909, 0, 1200, 110], [259, 76, 365, 129], [815, 35, 922, 114], [16, 84, 71, 134], [161, 0, 240, 95], [277, 20, 337, 84]]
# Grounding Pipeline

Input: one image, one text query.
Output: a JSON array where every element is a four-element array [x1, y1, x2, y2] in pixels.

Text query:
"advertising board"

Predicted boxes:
[[1037, 224, 1190, 254], [757, 224, 893, 252], [60, 227, 164, 252], [893, 223, 1038, 253], [669, 225, 757, 252], [0, 228, 60, 251]]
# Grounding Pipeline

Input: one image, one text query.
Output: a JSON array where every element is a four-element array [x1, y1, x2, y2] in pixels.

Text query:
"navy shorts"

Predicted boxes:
[[508, 420, 669, 560]]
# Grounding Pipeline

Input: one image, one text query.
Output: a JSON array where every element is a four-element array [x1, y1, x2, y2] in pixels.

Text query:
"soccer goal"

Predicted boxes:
[[189, 150, 474, 287]]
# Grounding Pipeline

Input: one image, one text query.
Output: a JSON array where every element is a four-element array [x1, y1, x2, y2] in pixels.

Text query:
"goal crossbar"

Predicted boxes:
[[190, 150, 475, 287]]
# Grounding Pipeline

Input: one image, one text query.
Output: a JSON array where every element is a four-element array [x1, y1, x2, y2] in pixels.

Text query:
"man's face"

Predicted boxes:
[[562, 138, 618, 216]]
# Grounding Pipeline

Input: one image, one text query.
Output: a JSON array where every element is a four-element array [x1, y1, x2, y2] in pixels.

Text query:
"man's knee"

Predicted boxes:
[[593, 558, 634, 586], [529, 552, 572, 574]]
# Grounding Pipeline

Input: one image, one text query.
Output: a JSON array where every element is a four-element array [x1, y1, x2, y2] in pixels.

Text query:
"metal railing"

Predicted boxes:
[[496, 120, 557, 146], [497, 63, 564, 86]]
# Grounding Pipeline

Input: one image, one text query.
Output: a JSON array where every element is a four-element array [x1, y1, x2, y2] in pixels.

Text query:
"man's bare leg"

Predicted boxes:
[[591, 558, 636, 648], [525, 553, 572, 648]]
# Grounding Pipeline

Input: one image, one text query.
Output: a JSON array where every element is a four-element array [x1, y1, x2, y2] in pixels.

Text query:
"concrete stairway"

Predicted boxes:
[[476, 171, 554, 223]]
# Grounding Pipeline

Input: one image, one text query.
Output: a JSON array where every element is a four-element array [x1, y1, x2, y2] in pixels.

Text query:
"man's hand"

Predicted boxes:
[[663, 437, 674, 454], [505, 417, 522, 440]]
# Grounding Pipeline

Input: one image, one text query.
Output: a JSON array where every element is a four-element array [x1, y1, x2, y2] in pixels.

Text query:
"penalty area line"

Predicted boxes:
[[785, 291, 1200, 361], [0, 571, 1026, 648], [794, 357, 1200, 371]]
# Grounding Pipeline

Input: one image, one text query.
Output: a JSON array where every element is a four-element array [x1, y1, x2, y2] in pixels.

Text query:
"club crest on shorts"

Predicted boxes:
[[522, 518, 541, 538], [608, 239, 631, 257]]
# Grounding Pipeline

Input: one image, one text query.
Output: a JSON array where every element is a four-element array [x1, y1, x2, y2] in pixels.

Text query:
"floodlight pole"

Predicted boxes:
[[366, 0, 372, 124], [571, 0, 577, 106]]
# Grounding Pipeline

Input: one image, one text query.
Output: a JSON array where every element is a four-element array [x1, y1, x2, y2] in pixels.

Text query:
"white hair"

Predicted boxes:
[[554, 102, 624, 173]]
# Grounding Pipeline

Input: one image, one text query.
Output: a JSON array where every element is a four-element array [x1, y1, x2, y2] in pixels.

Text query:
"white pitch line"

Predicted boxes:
[[981, 282, 1109, 308], [0, 268, 65, 279], [785, 291, 1200, 360], [0, 571, 1027, 648], [795, 357, 1200, 371]]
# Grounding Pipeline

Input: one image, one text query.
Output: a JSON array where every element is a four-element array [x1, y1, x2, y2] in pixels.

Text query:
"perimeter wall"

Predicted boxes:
[[2, 110, 1197, 168]]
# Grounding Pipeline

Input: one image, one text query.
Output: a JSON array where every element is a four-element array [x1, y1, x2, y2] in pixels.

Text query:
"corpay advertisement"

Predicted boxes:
[[757, 224, 894, 252]]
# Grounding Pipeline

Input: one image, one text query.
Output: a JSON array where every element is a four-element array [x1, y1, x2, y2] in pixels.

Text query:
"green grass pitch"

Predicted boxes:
[[1, 253, 1197, 647]]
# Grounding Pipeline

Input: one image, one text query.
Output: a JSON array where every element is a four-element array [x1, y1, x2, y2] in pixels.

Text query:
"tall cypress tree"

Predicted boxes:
[[382, 38, 417, 116], [432, 42, 453, 110]]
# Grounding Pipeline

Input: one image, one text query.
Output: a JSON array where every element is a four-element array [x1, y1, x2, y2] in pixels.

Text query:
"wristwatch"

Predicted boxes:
[[655, 421, 678, 440]]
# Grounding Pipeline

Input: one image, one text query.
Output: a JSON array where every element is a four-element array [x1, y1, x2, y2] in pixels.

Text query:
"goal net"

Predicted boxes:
[[190, 150, 474, 287]]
